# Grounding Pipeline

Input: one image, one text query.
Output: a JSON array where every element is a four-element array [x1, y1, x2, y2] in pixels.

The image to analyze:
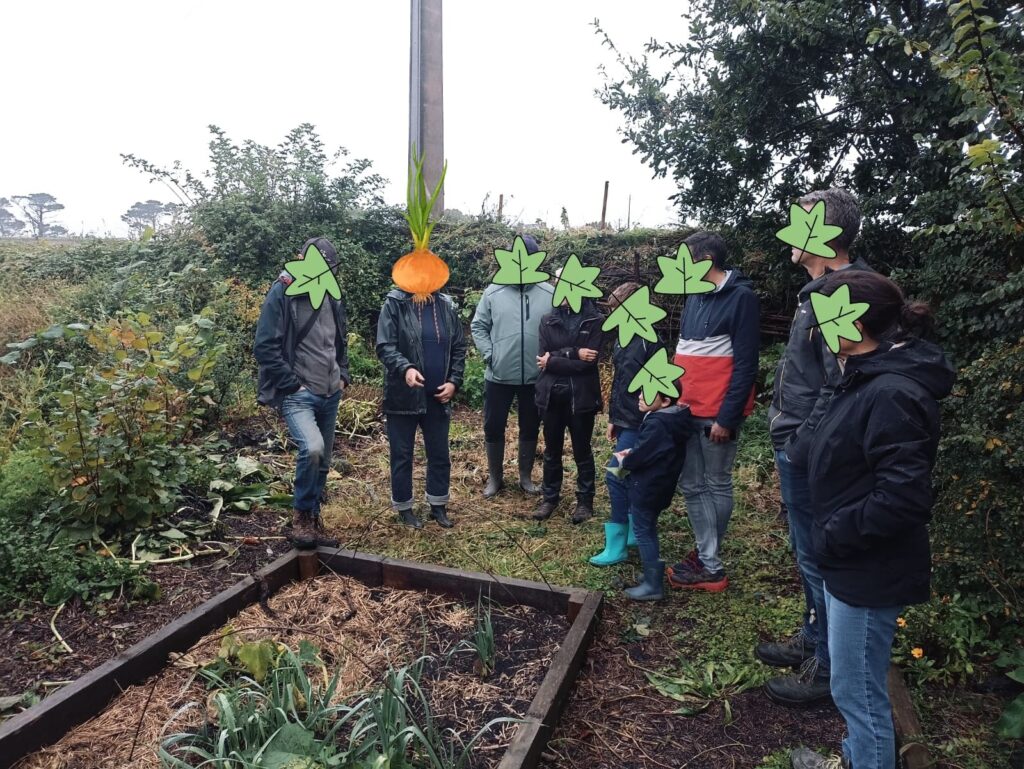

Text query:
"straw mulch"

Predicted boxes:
[[18, 573, 564, 769]]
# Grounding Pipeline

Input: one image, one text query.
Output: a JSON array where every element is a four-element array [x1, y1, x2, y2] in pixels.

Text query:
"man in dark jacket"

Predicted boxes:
[[756, 188, 874, 706], [471, 234, 555, 497], [532, 297, 605, 524], [667, 232, 760, 593], [376, 289, 466, 529], [254, 237, 349, 549]]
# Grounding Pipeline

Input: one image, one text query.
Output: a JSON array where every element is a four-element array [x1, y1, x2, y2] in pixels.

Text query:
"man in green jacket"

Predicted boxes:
[[471, 234, 555, 497]]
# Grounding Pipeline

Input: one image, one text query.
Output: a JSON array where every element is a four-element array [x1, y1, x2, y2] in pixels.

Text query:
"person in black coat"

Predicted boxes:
[[532, 297, 605, 524], [788, 271, 954, 769], [613, 391, 692, 601]]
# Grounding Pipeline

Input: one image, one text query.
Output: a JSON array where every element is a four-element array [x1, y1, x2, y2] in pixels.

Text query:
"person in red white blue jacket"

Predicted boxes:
[[666, 231, 760, 592]]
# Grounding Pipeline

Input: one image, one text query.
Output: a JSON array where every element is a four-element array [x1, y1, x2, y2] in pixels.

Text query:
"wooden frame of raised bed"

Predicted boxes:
[[0, 547, 603, 769]]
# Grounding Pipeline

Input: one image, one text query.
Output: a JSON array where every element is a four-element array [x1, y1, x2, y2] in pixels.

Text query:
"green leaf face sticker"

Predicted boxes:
[[552, 253, 603, 311], [627, 347, 685, 406], [601, 286, 667, 347], [284, 244, 342, 310], [653, 243, 716, 295], [809, 284, 870, 354], [775, 200, 845, 259], [492, 236, 550, 285]]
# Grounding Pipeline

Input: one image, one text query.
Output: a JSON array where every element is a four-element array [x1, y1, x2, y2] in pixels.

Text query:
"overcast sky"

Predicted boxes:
[[1, 2, 686, 237]]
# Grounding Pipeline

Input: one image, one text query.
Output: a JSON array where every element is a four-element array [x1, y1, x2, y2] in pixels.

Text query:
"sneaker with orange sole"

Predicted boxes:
[[667, 565, 729, 592]]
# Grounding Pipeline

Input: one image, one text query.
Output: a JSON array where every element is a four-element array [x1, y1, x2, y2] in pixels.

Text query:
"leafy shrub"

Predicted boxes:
[[345, 331, 382, 385], [457, 348, 485, 409]]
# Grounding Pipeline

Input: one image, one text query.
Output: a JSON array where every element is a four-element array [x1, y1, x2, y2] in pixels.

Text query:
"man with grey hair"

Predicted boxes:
[[756, 188, 874, 706]]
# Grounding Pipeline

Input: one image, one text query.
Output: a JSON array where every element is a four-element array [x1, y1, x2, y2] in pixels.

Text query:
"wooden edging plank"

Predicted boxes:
[[494, 719, 550, 769], [0, 550, 299, 769], [888, 664, 933, 769]]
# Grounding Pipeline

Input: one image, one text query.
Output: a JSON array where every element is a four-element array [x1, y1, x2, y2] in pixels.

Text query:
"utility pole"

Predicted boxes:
[[409, 0, 444, 211], [627, 194, 632, 230], [600, 180, 609, 230]]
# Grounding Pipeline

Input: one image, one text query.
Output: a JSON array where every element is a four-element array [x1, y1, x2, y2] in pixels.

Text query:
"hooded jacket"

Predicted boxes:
[[470, 282, 555, 385], [768, 258, 874, 452], [534, 300, 605, 414], [375, 289, 467, 415], [807, 338, 955, 608], [621, 404, 692, 512], [673, 270, 760, 430], [254, 276, 350, 408], [609, 337, 652, 431]]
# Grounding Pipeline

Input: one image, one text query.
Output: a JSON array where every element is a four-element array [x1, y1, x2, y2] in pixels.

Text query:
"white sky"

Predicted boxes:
[[0, 2, 687, 238]]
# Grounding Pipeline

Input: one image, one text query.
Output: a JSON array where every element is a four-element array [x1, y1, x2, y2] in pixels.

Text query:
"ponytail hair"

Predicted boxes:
[[819, 271, 934, 341]]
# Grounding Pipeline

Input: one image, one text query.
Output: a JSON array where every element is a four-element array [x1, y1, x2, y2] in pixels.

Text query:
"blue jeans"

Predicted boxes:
[[677, 417, 740, 572], [825, 587, 902, 769], [631, 506, 662, 565], [605, 427, 640, 525], [386, 399, 451, 510], [776, 449, 830, 669], [280, 388, 343, 516]]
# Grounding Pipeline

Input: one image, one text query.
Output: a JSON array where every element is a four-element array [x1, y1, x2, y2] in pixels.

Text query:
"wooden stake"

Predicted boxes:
[[600, 181, 609, 230]]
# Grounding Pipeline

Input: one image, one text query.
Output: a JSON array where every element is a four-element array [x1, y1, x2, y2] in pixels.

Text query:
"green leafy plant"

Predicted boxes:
[[809, 284, 870, 354], [601, 286, 667, 347], [774, 201, 845, 259], [491, 235, 550, 285], [552, 253, 603, 311], [284, 244, 341, 310], [627, 347, 685, 406], [995, 649, 1024, 738], [653, 243, 716, 295], [470, 593, 497, 677], [644, 660, 760, 723]]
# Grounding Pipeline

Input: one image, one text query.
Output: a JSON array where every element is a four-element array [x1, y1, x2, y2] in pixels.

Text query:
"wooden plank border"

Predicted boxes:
[[888, 664, 933, 769], [0, 550, 299, 769]]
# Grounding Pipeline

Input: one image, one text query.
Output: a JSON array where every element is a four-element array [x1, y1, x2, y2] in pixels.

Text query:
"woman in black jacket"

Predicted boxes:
[[789, 271, 954, 769], [532, 297, 605, 524]]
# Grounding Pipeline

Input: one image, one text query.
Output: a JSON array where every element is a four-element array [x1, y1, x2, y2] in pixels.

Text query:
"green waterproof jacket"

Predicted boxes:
[[375, 289, 467, 415], [470, 282, 555, 385]]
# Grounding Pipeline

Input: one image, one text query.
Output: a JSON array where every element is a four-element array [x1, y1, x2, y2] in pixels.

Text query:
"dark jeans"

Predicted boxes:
[[386, 399, 451, 511], [631, 505, 662, 565], [540, 393, 597, 504], [605, 428, 640, 525], [483, 380, 540, 443], [280, 388, 343, 516]]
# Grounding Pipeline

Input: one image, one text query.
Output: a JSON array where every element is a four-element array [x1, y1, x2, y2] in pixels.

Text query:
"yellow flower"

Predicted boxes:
[[897, 617, 907, 628], [911, 647, 924, 659]]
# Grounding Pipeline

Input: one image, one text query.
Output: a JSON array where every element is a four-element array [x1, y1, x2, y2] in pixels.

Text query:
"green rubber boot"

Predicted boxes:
[[626, 514, 638, 548], [589, 522, 629, 567]]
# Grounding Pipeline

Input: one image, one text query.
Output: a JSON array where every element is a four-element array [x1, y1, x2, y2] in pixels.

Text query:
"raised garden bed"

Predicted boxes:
[[0, 547, 602, 769]]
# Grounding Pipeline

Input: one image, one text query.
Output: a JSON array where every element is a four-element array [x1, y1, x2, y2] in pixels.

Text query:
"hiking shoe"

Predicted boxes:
[[570, 500, 594, 525], [765, 657, 832, 706], [289, 509, 316, 550], [755, 631, 817, 668], [532, 500, 557, 521], [668, 549, 702, 576], [398, 508, 423, 530], [311, 516, 340, 548], [790, 747, 847, 769], [667, 565, 728, 592], [429, 504, 454, 529]]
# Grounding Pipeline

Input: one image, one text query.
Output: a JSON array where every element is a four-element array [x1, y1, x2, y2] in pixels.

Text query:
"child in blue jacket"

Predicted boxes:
[[612, 392, 692, 601]]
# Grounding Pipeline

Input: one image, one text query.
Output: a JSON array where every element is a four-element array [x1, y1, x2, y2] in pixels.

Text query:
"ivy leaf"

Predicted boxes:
[[653, 244, 716, 295], [601, 286, 666, 347], [627, 348, 685, 406], [775, 200, 845, 259], [809, 284, 870, 354], [552, 253, 603, 311], [284, 244, 341, 310], [492, 236, 549, 285]]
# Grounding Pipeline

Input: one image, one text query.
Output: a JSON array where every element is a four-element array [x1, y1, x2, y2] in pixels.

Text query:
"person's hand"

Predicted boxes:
[[435, 382, 456, 403], [405, 368, 425, 388], [578, 347, 598, 362], [614, 449, 631, 462], [537, 352, 550, 371], [709, 422, 732, 443], [606, 422, 617, 442]]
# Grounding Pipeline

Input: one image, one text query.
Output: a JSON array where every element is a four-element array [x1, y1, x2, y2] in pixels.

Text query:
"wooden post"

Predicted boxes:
[[600, 181, 609, 230], [498, 193, 504, 221], [626, 194, 631, 230], [298, 550, 319, 581], [887, 665, 933, 769], [409, 0, 444, 211]]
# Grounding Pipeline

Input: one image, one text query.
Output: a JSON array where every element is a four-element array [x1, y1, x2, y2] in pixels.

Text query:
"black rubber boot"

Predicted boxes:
[[398, 508, 423, 530], [429, 504, 454, 528], [483, 442, 504, 498], [518, 441, 540, 494]]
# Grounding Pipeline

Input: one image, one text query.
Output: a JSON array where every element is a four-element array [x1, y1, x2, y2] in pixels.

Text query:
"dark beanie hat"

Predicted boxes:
[[301, 236, 338, 268], [519, 234, 540, 254]]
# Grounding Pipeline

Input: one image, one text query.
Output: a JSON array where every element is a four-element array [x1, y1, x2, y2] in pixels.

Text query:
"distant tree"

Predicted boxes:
[[121, 199, 177, 238], [14, 193, 66, 238], [0, 198, 26, 237], [560, 207, 570, 230]]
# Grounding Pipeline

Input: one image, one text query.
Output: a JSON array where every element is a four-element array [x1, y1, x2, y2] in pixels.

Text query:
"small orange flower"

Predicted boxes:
[[911, 647, 924, 659], [896, 617, 907, 628]]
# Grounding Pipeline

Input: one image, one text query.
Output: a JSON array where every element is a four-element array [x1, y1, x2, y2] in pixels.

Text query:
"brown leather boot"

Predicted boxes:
[[290, 509, 316, 549]]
